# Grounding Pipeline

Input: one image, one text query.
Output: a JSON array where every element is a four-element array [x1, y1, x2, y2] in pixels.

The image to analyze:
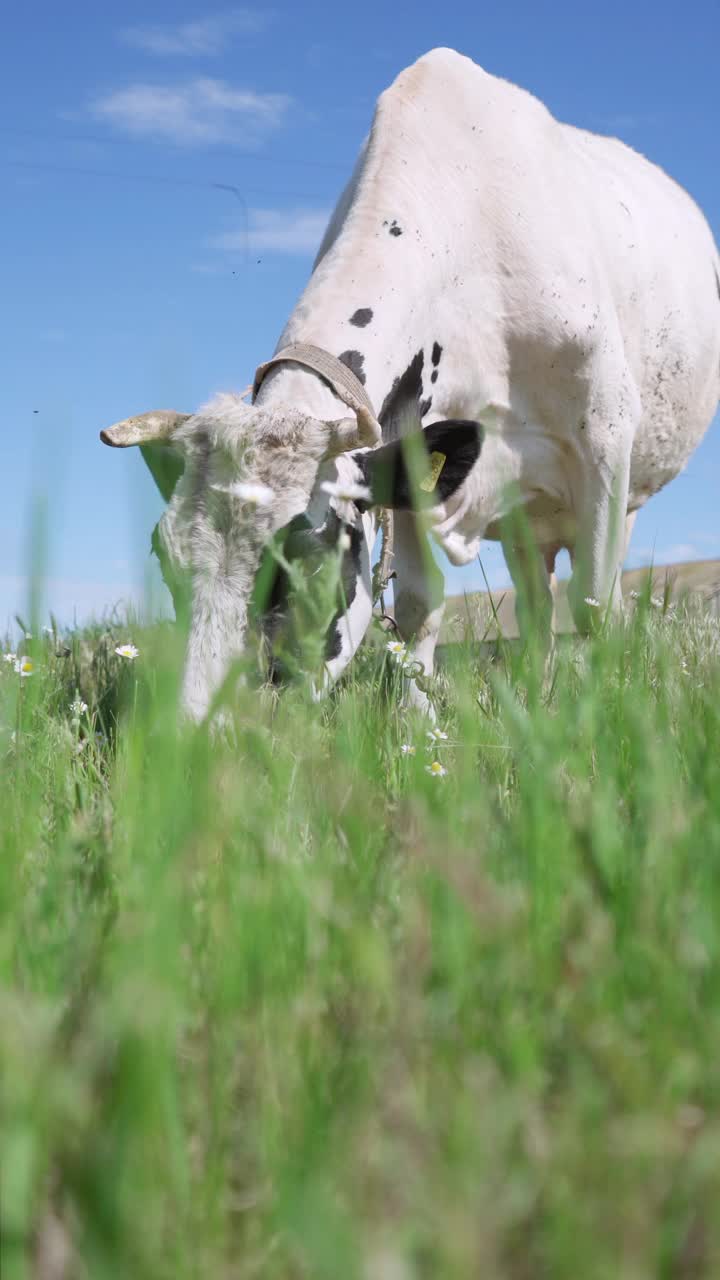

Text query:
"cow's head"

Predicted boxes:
[[100, 394, 481, 720]]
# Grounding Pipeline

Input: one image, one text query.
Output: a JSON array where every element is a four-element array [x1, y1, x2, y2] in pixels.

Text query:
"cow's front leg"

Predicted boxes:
[[392, 510, 445, 715], [500, 522, 558, 661], [567, 439, 632, 634]]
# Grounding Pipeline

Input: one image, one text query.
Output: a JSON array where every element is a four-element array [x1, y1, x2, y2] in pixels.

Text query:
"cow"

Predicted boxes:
[[100, 47, 720, 721]]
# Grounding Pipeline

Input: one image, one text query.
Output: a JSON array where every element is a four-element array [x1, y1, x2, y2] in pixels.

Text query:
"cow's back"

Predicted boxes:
[[295, 49, 719, 508], [373, 50, 720, 495]]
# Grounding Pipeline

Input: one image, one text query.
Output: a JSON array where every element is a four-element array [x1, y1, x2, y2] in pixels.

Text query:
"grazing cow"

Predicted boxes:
[[100, 47, 720, 720]]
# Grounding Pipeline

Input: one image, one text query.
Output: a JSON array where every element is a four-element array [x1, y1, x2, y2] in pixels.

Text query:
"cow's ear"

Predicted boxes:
[[140, 443, 185, 503], [353, 419, 482, 510]]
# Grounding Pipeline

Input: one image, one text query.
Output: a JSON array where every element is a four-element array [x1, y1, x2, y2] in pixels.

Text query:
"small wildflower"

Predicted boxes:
[[425, 760, 447, 778], [426, 727, 449, 742], [321, 480, 372, 504], [400, 743, 416, 756], [583, 597, 600, 608], [232, 481, 275, 508], [629, 589, 640, 600], [14, 656, 33, 677], [386, 640, 407, 662], [115, 643, 139, 660], [3, 652, 17, 664], [651, 596, 663, 608], [71, 698, 88, 716]]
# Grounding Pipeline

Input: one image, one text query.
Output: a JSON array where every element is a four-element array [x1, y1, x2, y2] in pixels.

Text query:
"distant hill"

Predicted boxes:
[[440, 559, 720, 642]]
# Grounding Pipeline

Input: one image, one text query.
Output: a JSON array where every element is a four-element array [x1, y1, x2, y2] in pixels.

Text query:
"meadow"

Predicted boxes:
[[3, 582, 720, 1279]]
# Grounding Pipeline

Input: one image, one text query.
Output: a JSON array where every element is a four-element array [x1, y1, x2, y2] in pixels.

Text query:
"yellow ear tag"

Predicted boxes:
[[419, 451, 447, 493]]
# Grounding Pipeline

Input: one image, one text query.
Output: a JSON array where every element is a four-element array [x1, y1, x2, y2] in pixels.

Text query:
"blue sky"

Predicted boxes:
[[3, 0, 719, 630]]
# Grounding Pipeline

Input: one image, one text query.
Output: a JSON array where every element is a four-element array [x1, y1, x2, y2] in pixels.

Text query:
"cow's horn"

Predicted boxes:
[[326, 405, 382, 454], [356, 406, 382, 447], [100, 410, 190, 448]]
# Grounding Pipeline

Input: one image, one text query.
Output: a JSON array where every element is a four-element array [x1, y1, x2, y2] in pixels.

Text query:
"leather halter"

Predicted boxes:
[[253, 342, 377, 419]]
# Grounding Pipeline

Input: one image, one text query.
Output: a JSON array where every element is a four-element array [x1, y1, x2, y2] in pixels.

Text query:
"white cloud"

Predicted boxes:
[[211, 208, 330, 255], [118, 10, 267, 57], [90, 78, 291, 147], [656, 543, 704, 565], [626, 542, 710, 568]]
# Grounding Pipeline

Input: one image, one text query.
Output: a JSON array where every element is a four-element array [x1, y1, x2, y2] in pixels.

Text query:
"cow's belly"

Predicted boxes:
[[484, 496, 579, 548], [628, 393, 717, 510]]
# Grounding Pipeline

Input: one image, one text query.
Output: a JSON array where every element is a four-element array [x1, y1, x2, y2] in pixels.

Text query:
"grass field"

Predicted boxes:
[[3, 584, 720, 1279]]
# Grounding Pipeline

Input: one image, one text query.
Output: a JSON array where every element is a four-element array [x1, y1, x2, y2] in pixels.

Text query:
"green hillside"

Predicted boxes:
[[441, 558, 720, 643]]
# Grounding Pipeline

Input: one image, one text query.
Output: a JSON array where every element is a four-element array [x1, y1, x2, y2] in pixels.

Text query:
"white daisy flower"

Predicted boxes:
[[629, 589, 641, 600], [232, 481, 275, 508], [400, 744, 416, 756], [583, 597, 601, 608], [15, 656, 34, 677], [3, 652, 17, 664], [651, 596, 663, 608], [425, 760, 447, 778], [71, 698, 88, 716], [321, 480, 372, 504], [115, 643, 139, 660], [426, 727, 449, 742], [386, 640, 407, 662]]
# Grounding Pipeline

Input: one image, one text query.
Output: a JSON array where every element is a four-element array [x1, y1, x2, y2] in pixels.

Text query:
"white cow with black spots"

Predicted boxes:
[[100, 47, 720, 720]]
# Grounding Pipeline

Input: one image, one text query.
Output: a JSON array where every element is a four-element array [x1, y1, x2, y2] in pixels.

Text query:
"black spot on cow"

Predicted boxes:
[[354, 419, 483, 511], [338, 349, 366, 385], [431, 341, 443, 366], [388, 220, 402, 237], [430, 370, 438, 384], [325, 520, 363, 660], [419, 396, 432, 417], [255, 514, 317, 640], [257, 513, 362, 674], [349, 307, 373, 328], [379, 348, 426, 441]]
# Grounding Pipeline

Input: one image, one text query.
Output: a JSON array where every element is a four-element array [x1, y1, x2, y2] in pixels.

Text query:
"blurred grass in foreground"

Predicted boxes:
[[2, 591, 720, 1279]]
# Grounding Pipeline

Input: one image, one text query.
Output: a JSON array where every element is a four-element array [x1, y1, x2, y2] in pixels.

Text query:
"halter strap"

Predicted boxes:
[[253, 342, 377, 419]]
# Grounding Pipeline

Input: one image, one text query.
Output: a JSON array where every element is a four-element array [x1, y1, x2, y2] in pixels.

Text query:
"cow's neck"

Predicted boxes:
[[256, 300, 438, 441], [255, 216, 443, 437]]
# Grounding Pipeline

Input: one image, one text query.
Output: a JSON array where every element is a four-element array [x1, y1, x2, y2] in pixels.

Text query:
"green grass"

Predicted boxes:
[[3, 593, 720, 1279]]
